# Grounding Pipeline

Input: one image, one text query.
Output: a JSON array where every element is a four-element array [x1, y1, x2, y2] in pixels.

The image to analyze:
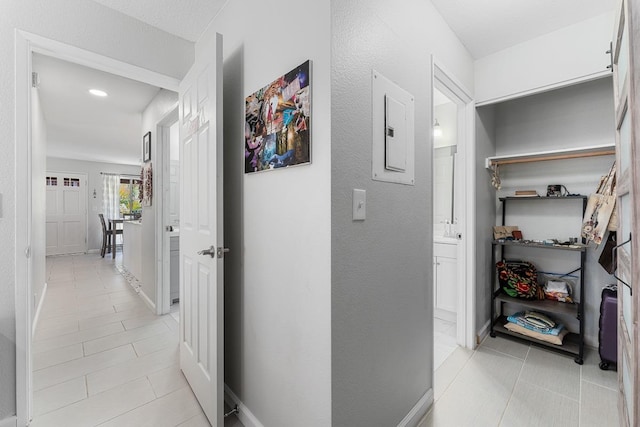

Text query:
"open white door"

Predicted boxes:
[[178, 32, 224, 426]]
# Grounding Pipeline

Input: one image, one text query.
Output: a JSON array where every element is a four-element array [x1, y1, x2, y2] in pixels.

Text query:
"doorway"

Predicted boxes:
[[431, 58, 476, 372], [15, 30, 180, 425]]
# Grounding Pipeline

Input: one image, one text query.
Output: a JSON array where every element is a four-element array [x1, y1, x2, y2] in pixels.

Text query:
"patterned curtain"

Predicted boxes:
[[102, 174, 120, 219]]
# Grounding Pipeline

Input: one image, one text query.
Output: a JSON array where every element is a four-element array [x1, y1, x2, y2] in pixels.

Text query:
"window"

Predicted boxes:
[[119, 178, 142, 216]]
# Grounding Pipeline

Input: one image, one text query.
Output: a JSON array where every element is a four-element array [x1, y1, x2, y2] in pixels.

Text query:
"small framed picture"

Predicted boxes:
[[143, 131, 151, 162]]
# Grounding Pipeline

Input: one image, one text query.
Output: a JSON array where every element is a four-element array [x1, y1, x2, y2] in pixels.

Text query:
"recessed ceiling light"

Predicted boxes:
[[89, 89, 108, 97]]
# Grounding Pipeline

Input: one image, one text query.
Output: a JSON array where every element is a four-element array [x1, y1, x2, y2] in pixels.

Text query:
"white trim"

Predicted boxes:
[[87, 249, 101, 254], [138, 288, 156, 312], [0, 416, 17, 427], [15, 31, 182, 426], [224, 384, 265, 427], [432, 56, 477, 351], [475, 70, 611, 107], [477, 319, 491, 346], [155, 105, 179, 316], [397, 388, 434, 427], [15, 29, 32, 427], [21, 30, 180, 92], [32, 282, 47, 336]]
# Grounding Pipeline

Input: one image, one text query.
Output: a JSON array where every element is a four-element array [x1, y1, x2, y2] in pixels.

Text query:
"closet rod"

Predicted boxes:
[[489, 148, 615, 167], [100, 172, 140, 178]]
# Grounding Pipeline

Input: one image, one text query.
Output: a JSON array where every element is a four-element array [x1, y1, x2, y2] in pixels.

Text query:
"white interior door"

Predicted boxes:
[[178, 32, 224, 426], [45, 172, 87, 255], [612, 0, 639, 425]]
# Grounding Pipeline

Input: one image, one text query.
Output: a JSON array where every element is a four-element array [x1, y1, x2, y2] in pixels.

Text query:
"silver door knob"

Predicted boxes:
[[217, 247, 230, 258], [198, 246, 216, 257]]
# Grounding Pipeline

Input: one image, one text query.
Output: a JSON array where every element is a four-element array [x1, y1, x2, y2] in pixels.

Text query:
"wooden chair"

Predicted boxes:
[[98, 214, 123, 258]]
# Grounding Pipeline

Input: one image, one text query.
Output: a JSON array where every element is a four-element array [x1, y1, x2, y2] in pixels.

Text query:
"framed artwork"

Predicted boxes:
[[245, 60, 311, 173], [143, 131, 151, 162]]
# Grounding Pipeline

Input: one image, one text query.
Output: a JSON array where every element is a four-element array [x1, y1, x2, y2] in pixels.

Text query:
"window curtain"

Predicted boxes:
[[102, 174, 120, 219]]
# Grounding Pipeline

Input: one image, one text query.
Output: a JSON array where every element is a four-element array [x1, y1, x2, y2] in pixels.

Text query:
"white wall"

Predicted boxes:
[[331, 0, 474, 425], [475, 12, 614, 105], [492, 78, 616, 347], [140, 89, 178, 308], [1, 2, 193, 417], [32, 86, 47, 323], [204, 1, 332, 425], [46, 158, 142, 252]]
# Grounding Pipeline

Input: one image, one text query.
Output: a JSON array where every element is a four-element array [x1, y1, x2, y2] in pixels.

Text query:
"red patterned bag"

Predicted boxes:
[[496, 261, 544, 300]]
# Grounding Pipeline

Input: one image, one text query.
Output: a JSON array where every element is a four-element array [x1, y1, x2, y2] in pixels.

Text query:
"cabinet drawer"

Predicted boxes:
[[434, 242, 456, 259]]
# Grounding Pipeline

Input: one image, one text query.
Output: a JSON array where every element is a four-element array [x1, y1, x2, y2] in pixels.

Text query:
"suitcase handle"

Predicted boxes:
[[612, 233, 632, 294]]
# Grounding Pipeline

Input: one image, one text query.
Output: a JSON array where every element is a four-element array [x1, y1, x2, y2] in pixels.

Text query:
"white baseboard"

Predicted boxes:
[[0, 415, 17, 427], [87, 249, 100, 254], [32, 282, 48, 336], [224, 384, 265, 427], [477, 319, 491, 346], [397, 388, 434, 427], [139, 289, 156, 311]]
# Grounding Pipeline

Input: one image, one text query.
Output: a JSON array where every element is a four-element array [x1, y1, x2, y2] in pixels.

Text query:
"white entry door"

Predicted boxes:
[[178, 32, 224, 426], [45, 172, 87, 255]]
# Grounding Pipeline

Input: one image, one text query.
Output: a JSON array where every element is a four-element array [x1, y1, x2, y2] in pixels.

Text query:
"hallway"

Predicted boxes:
[[31, 253, 240, 427]]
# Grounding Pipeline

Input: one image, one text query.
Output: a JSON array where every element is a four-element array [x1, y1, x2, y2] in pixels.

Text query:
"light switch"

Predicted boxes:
[[353, 189, 366, 221]]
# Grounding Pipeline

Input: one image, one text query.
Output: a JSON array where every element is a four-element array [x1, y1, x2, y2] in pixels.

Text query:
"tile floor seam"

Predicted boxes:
[[580, 377, 618, 391], [433, 348, 476, 404], [497, 345, 530, 427], [92, 377, 157, 427], [517, 377, 580, 403]]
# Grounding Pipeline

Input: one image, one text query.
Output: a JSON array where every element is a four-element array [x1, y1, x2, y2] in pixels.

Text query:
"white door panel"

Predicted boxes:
[[179, 32, 224, 427], [45, 172, 87, 255], [612, 1, 639, 424]]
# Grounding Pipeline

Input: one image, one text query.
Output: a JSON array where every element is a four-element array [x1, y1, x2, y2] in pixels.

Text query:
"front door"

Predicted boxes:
[[611, 1, 639, 425], [45, 171, 87, 255], [178, 32, 224, 426]]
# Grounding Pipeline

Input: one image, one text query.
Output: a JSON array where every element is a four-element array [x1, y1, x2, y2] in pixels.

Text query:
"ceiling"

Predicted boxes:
[[34, 53, 161, 165], [431, 0, 616, 58], [92, 0, 227, 42]]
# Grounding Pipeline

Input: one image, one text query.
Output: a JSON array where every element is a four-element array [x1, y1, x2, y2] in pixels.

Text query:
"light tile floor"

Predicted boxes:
[[34, 254, 618, 427], [422, 334, 619, 427], [434, 317, 457, 370], [32, 253, 241, 427]]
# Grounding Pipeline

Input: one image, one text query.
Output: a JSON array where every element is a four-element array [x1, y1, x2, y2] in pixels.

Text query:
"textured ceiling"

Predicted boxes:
[[92, 0, 228, 41], [430, 0, 617, 59], [34, 53, 161, 165]]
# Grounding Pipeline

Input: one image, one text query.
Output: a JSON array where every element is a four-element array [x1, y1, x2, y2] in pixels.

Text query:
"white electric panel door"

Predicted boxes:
[[372, 70, 415, 185], [385, 95, 407, 172]]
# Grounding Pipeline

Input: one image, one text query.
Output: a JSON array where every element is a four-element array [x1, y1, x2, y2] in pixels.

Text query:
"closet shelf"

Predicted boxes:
[[485, 143, 615, 168]]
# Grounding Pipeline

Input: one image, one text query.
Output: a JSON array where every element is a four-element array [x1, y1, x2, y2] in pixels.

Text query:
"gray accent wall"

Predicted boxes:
[[331, 1, 474, 425], [474, 105, 497, 334]]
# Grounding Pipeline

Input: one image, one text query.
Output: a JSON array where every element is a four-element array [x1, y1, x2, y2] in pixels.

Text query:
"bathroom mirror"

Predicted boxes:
[[433, 88, 457, 237]]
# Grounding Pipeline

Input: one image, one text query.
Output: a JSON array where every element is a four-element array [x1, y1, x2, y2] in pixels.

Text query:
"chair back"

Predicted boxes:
[[98, 213, 107, 234]]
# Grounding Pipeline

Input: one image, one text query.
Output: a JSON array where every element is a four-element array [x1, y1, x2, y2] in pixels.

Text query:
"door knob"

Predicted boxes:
[[198, 246, 216, 257], [216, 247, 230, 259]]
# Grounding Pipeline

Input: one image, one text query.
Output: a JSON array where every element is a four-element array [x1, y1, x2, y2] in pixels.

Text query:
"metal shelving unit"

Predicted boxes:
[[489, 195, 588, 364]]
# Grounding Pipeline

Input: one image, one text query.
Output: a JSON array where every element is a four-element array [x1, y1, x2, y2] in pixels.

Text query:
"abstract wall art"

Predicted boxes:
[[245, 60, 311, 173]]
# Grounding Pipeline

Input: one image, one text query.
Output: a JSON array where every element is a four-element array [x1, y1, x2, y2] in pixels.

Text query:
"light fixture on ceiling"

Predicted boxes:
[[89, 89, 108, 97], [433, 119, 443, 138]]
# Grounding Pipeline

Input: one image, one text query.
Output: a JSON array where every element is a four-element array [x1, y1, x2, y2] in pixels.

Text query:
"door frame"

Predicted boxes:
[[156, 106, 179, 315], [15, 30, 180, 425], [431, 57, 476, 350], [44, 170, 89, 256]]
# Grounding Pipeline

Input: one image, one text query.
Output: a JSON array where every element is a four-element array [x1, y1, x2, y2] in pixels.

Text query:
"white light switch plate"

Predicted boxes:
[[353, 189, 366, 221]]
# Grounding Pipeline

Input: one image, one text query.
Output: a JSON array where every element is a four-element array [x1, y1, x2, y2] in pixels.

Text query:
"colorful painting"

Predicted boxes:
[[245, 60, 311, 173]]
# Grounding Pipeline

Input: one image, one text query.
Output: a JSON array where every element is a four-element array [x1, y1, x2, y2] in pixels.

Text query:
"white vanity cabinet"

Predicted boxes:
[[434, 241, 457, 321]]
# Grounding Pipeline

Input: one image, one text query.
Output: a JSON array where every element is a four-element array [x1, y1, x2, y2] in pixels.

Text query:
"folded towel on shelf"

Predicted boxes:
[[504, 322, 569, 346], [506, 312, 564, 336], [523, 311, 556, 329]]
